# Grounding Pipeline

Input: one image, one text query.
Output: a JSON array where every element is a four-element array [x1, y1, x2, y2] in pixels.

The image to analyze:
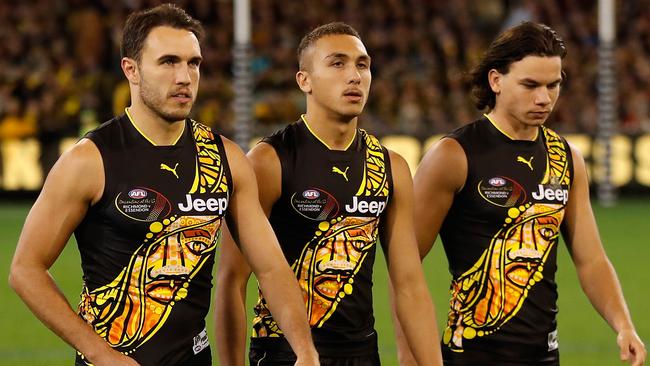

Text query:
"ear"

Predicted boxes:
[[121, 57, 140, 85], [296, 70, 311, 93], [487, 69, 501, 94]]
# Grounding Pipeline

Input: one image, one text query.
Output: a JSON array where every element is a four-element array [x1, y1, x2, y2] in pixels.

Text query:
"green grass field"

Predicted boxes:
[[0, 198, 648, 365]]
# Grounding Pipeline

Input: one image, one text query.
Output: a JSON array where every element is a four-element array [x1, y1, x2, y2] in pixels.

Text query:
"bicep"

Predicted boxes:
[[13, 140, 102, 269], [224, 139, 287, 275], [412, 138, 466, 258], [562, 144, 605, 266], [380, 152, 421, 273], [247, 142, 281, 216]]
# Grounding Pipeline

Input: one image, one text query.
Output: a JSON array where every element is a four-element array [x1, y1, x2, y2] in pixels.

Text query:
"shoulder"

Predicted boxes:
[[262, 122, 300, 148], [45, 138, 104, 204], [83, 116, 124, 146]]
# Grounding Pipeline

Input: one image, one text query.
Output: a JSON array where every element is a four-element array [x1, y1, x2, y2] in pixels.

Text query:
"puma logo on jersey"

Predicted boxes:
[[332, 166, 349, 181], [531, 184, 569, 204], [160, 163, 179, 178], [516, 156, 534, 171]]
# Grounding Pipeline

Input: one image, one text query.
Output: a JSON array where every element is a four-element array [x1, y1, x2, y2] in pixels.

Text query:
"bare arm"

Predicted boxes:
[[413, 138, 466, 258], [8, 139, 139, 366], [215, 143, 279, 366], [562, 145, 646, 366], [215, 224, 252, 366], [222, 139, 318, 365], [394, 138, 466, 365], [382, 151, 443, 366]]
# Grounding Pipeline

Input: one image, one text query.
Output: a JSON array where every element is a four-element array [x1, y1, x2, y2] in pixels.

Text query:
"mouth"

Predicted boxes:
[[529, 111, 549, 119], [314, 275, 349, 300], [505, 261, 539, 287], [170, 91, 193, 104], [343, 89, 363, 103], [145, 278, 186, 303]]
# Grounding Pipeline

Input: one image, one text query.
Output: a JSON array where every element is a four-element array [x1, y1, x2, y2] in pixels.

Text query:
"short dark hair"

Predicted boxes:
[[297, 22, 362, 70], [121, 3, 204, 62], [468, 21, 567, 111]]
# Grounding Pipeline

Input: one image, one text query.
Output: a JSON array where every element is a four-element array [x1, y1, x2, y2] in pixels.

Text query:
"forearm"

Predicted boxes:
[[215, 278, 248, 366], [9, 265, 115, 362], [394, 277, 442, 365], [576, 255, 635, 333], [389, 283, 418, 366], [257, 266, 318, 361]]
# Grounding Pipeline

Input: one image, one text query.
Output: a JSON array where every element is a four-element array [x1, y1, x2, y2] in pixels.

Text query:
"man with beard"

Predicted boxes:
[[402, 22, 646, 365], [215, 22, 442, 366], [9, 4, 318, 366]]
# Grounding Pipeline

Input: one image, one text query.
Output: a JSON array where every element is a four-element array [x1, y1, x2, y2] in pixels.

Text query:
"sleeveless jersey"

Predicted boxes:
[[74, 113, 232, 366], [440, 117, 573, 364], [250, 119, 392, 357]]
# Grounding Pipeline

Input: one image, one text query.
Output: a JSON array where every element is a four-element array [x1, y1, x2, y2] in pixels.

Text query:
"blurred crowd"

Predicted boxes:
[[0, 0, 649, 175]]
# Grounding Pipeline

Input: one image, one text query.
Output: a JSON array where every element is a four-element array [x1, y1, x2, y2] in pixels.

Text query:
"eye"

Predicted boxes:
[[357, 63, 368, 69], [186, 240, 208, 255], [332, 61, 344, 67]]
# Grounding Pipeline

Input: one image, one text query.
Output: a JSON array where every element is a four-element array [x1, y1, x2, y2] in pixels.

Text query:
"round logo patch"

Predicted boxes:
[[291, 188, 339, 221], [478, 176, 527, 207], [115, 187, 172, 222]]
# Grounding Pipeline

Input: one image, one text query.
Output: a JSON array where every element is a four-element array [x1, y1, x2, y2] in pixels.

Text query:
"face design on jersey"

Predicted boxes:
[[296, 216, 378, 327], [78, 215, 221, 351], [443, 203, 564, 350]]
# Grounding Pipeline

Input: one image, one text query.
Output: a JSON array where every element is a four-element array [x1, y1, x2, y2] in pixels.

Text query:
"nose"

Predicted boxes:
[[534, 87, 552, 106], [175, 63, 191, 85], [348, 65, 361, 85]]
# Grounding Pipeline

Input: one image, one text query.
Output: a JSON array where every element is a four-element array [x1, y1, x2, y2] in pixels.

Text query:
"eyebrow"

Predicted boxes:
[[520, 77, 562, 85], [324, 53, 371, 62], [157, 54, 203, 63]]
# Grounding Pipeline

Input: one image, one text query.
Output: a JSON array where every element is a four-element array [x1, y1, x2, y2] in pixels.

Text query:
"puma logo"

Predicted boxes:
[[516, 156, 534, 171], [332, 166, 349, 181], [160, 163, 179, 179]]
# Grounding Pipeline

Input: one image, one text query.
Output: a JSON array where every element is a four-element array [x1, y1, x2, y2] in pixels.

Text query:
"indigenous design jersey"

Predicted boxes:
[[440, 117, 573, 362], [73, 113, 231, 366], [251, 119, 392, 357]]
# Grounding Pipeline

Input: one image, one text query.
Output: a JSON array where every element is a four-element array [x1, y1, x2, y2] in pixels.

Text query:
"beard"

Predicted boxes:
[[139, 75, 193, 123]]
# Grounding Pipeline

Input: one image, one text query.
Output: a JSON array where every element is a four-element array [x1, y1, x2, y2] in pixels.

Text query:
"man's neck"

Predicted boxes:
[[486, 110, 538, 141], [126, 103, 185, 146], [302, 110, 358, 151]]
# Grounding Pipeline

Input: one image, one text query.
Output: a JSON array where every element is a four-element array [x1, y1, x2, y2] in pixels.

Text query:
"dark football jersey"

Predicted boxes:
[[250, 117, 392, 357], [440, 116, 573, 364], [74, 111, 231, 366]]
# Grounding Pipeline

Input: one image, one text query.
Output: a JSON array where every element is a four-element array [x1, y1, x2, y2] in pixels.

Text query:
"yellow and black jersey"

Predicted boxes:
[[250, 117, 392, 357], [440, 116, 573, 364], [74, 112, 231, 366]]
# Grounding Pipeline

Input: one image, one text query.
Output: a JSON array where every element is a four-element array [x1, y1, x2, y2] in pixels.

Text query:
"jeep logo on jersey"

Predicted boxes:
[[115, 187, 172, 222], [345, 196, 387, 217], [178, 193, 229, 215], [128, 189, 148, 199], [478, 176, 527, 208], [531, 184, 570, 204], [291, 188, 339, 221], [302, 189, 320, 199]]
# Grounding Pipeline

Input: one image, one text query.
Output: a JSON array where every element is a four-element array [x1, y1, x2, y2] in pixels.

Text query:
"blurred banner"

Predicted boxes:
[[2, 132, 649, 193]]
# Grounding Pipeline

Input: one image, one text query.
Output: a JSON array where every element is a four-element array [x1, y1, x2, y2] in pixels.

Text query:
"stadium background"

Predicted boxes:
[[0, 0, 648, 365]]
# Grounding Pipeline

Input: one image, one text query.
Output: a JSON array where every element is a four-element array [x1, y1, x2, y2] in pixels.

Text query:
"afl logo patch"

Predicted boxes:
[[291, 188, 339, 221], [488, 177, 506, 187], [115, 187, 172, 222], [478, 176, 527, 208], [128, 188, 148, 199], [302, 189, 320, 199]]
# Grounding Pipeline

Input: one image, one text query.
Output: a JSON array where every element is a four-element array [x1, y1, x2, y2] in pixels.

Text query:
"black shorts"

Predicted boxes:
[[249, 348, 381, 366], [442, 346, 559, 366]]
